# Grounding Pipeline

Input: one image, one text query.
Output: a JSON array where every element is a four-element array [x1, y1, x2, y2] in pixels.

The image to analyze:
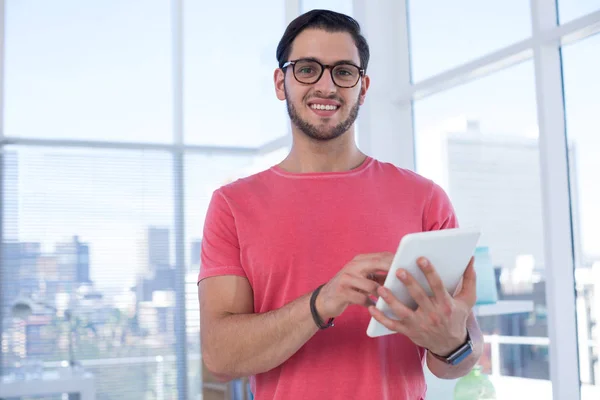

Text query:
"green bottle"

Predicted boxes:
[[454, 365, 497, 400]]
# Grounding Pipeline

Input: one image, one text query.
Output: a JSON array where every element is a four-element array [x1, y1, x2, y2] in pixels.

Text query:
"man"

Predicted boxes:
[[198, 9, 483, 400]]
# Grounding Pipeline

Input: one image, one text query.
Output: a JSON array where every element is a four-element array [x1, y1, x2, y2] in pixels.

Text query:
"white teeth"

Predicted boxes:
[[310, 104, 338, 111]]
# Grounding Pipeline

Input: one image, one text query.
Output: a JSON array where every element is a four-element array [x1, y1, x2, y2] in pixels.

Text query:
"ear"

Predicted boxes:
[[358, 74, 370, 105], [274, 68, 286, 101]]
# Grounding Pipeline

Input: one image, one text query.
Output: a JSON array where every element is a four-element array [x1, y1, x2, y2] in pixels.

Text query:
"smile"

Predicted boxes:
[[310, 104, 339, 111]]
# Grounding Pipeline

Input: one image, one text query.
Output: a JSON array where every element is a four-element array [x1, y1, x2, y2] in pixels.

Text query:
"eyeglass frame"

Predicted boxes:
[[281, 58, 366, 88]]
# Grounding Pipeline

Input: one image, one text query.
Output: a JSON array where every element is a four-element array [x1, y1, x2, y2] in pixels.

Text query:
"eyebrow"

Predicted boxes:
[[299, 56, 360, 67]]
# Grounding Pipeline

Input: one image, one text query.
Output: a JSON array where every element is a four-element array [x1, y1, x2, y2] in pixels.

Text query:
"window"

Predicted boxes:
[[559, 0, 600, 24], [414, 61, 553, 386], [2, 147, 177, 398], [562, 33, 600, 398], [407, 1, 600, 398], [2, 2, 293, 398], [5, 1, 173, 144], [301, 0, 353, 15], [183, 0, 288, 147], [185, 152, 270, 397], [407, 0, 531, 82]]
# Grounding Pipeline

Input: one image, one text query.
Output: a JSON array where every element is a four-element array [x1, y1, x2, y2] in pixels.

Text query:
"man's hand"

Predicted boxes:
[[368, 256, 477, 356], [316, 252, 394, 320]]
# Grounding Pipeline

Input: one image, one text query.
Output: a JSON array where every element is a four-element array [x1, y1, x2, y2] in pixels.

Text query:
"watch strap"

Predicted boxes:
[[430, 330, 473, 365]]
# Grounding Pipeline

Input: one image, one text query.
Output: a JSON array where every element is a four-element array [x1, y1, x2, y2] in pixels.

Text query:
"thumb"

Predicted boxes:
[[455, 256, 477, 306]]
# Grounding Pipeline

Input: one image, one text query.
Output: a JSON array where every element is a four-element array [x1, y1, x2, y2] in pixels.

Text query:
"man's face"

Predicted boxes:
[[274, 29, 370, 141]]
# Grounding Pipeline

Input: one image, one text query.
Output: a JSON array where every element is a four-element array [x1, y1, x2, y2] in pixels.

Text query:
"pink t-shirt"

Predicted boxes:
[[199, 156, 458, 400]]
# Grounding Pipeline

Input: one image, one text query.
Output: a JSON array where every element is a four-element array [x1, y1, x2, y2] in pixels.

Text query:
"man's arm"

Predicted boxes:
[[199, 275, 319, 381], [426, 311, 484, 379], [199, 253, 392, 381]]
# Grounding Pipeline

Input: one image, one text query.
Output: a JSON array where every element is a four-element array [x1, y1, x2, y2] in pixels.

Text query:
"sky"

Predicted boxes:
[[3, 0, 600, 294]]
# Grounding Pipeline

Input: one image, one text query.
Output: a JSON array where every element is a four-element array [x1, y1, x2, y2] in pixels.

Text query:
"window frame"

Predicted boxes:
[[352, 0, 600, 398]]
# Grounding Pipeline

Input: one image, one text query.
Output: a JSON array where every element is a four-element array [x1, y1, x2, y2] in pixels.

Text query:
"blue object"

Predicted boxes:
[[473, 246, 498, 305], [229, 379, 253, 400]]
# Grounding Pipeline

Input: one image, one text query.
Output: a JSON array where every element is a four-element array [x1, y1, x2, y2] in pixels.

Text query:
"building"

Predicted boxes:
[[442, 123, 582, 272], [24, 314, 55, 359], [2, 150, 18, 241], [441, 123, 593, 380], [1, 242, 42, 307], [1, 242, 24, 309], [1, 151, 19, 310], [143, 227, 171, 273], [55, 235, 91, 285], [136, 227, 172, 301]]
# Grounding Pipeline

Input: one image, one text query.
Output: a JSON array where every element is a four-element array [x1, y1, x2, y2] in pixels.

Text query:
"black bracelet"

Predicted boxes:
[[310, 284, 335, 329]]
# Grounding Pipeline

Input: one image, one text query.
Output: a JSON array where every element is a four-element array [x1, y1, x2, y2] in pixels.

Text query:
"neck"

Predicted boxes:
[[278, 126, 367, 173]]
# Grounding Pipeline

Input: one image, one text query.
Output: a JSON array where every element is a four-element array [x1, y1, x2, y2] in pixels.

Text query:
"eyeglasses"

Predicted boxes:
[[282, 58, 365, 88]]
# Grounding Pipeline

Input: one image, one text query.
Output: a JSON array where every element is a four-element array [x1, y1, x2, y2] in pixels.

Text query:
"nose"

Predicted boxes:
[[313, 67, 337, 94]]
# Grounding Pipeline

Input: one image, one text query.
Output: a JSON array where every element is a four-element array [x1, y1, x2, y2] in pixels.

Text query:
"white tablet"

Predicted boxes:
[[366, 228, 481, 338]]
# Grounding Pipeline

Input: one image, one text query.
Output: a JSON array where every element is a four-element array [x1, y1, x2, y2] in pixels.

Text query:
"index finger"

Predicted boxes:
[[354, 252, 394, 276], [367, 272, 387, 286]]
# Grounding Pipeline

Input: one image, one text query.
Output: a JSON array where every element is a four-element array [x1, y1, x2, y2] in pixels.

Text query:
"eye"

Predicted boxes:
[[298, 67, 314, 74], [334, 65, 358, 80], [294, 61, 321, 77]]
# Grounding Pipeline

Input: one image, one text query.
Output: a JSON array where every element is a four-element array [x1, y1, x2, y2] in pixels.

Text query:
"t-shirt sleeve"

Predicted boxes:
[[423, 181, 459, 231], [198, 189, 246, 284]]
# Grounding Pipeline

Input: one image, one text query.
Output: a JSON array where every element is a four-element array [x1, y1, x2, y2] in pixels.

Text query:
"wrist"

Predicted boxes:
[[314, 284, 335, 320], [433, 329, 469, 357], [310, 284, 335, 329], [429, 329, 474, 366]]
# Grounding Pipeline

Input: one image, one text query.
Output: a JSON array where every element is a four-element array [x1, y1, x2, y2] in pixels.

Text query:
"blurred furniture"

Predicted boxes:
[[0, 370, 96, 400]]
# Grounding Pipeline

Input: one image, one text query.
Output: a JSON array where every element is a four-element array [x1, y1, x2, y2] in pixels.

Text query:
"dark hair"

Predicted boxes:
[[276, 9, 370, 71]]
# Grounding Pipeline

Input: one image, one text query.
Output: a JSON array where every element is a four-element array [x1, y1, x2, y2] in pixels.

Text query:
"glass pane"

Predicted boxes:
[[559, 0, 600, 24], [301, 0, 353, 15], [408, 0, 532, 82], [184, 153, 253, 398], [413, 62, 554, 395], [185, 148, 288, 398], [5, 1, 173, 143], [562, 33, 600, 399], [184, 0, 288, 147], [1, 147, 180, 399]]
